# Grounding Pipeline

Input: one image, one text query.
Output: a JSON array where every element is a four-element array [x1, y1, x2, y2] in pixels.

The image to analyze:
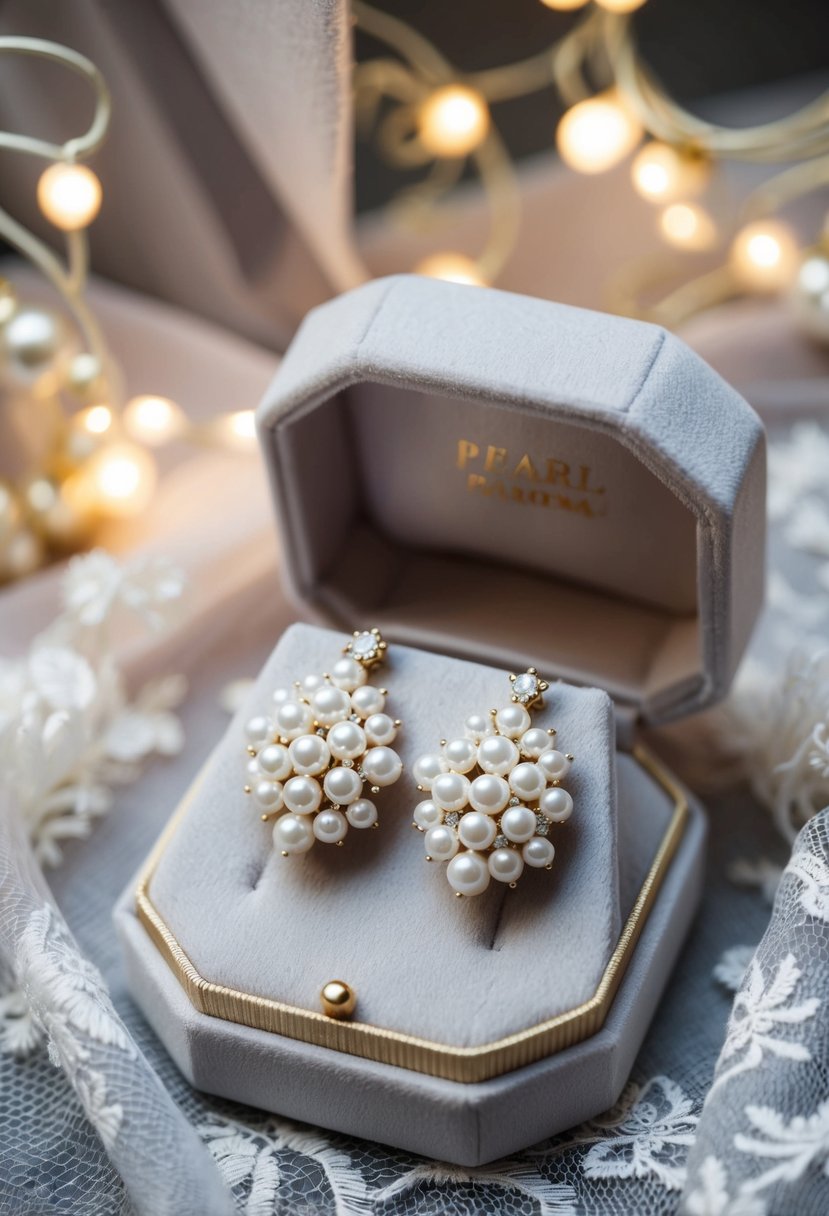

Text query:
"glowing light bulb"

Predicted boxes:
[[539, 0, 589, 9], [730, 220, 799, 292], [556, 93, 642, 174], [85, 443, 157, 518], [596, 0, 648, 11], [77, 404, 114, 435], [37, 162, 102, 231], [206, 409, 258, 452], [631, 142, 708, 204], [418, 85, 490, 158], [659, 202, 717, 251], [123, 395, 186, 446], [415, 253, 487, 286]]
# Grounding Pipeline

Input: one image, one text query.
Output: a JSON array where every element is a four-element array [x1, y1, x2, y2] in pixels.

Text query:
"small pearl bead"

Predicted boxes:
[[477, 735, 519, 776], [523, 837, 555, 868], [252, 779, 283, 810], [539, 786, 573, 823], [289, 734, 330, 776], [327, 720, 366, 760], [520, 728, 553, 758], [257, 744, 291, 780], [364, 712, 397, 746], [311, 685, 351, 727], [275, 701, 314, 740], [458, 811, 497, 850], [432, 772, 470, 812], [495, 704, 531, 738], [412, 752, 447, 790], [413, 799, 442, 829], [313, 808, 348, 843], [464, 712, 495, 742], [500, 806, 537, 843], [468, 774, 510, 814], [245, 715, 271, 745], [447, 852, 490, 897], [346, 798, 377, 829], [538, 750, 571, 781], [350, 684, 385, 718], [489, 847, 524, 884], [509, 762, 546, 802], [272, 686, 293, 704], [424, 825, 458, 861], [443, 737, 478, 773], [362, 746, 402, 787], [324, 765, 363, 805], [330, 656, 367, 692], [283, 775, 322, 815], [273, 814, 314, 854]]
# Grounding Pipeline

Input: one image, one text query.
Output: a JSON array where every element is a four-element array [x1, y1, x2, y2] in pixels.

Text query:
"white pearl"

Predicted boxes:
[[464, 712, 495, 742], [477, 735, 519, 776], [272, 686, 293, 704], [495, 704, 531, 738], [520, 728, 553, 758], [330, 656, 367, 691], [252, 779, 283, 810], [313, 808, 348, 843], [443, 737, 478, 773], [324, 765, 363, 805], [311, 685, 351, 727], [364, 712, 397, 746], [413, 799, 442, 829], [283, 775, 322, 815], [538, 750, 571, 781], [468, 774, 510, 814], [327, 720, 366, 760], [523, 837, 555, 868], [432, 772, 470, 812], [458, 811, 497, 850], [273, 814, 314, 854], [489, 847, 524, 884], [424, 825, 458, 861], [346, 798, 377, 829], [257, 744, 291, 780], [362, 746, 402, 787], [350, 684, 385, 718], [447, 852, 490, 897], [500, 806, 537, 843], [275, 700, 314, 740], [509, 762, 546, 802], [539, 786, 573, 822], [289, 734, 330, 776], [245, 715, 271, 745], [412, 752, 447, 790], [299, 674, 324, 696]]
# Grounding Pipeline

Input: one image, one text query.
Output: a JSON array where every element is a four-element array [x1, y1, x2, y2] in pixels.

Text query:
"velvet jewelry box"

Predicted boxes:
[[115, 275, 766, 1165]]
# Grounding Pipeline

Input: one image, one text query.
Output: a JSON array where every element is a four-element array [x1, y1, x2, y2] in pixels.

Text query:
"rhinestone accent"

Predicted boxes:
[[508, 796, 520, 807], [512, 673, 538, 702], [494, 834, 509, 849], [535, 813, 551, 836], [444, 811, 460, 828]]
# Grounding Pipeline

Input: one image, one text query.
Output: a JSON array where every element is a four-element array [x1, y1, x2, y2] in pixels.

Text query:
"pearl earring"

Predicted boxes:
[[243, 629, 403, 855], [412, 668, 574, 898]]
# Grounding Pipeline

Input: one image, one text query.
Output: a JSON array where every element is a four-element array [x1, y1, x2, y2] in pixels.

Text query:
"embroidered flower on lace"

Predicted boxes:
[[63, 548, 186, 629], [785, 838, 829, 922], [713, 946, 757, 994], [685, 1157, 768, 1216], [735, 1100, 829, 1196], [372, 1161, 576, 1214]]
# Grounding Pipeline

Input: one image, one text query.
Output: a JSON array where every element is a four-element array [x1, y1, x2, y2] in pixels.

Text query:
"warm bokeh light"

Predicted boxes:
[[415, 252, 488, 286], [37, 162, 102, 231], [556, 93, 642, 174], [595, 0, 648, 12], [83, 443, 157, 518], [538, 0, 589, 9], [659, 202, 718, 251], [77, 404, 114, 435], [631, 142, 708, 204], [209, 409, 259, 453], [418, 85, 490, 158], [123, 395, 186, 446], [730, 220, 800, 292]]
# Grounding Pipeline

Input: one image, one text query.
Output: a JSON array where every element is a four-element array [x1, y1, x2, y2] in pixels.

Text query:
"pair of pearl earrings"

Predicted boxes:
[[242, 630, 574, 898]]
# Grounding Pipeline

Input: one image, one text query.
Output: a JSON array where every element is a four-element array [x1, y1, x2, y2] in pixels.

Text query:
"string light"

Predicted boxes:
[[37, 162, 102, 231], [659, 203, 718, 251], [415, 252, 487, 286], [538, 0, 590, 10], [77, 404, 114, 435], [82, 443, 157, 518], [123, 394, 186, 446], [209, 409, 259, 453], [730, 219, 800, 292], [556, 93, 642, 174], [595, 0, 648, 12], [418, 85, 490, 158], [631, 142, 708, 204]]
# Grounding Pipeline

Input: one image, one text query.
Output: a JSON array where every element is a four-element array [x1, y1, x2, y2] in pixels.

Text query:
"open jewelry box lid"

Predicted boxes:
[[257, 274, 766, 725]]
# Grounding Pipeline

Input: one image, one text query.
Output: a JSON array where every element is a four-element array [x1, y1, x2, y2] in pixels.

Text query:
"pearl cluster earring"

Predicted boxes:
[[412, 668, 574, 897], [244, 629, 403, 855]]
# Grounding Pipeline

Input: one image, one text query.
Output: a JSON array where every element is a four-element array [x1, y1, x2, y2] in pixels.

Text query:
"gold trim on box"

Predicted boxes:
[[135, 744, 687, 1084]]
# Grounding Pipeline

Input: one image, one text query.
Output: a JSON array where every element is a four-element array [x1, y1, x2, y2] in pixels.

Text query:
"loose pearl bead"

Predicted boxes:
[[299, 674, 324, 696], [313, 808, 348, 843], [538, 750, 571, 781], [495, 704, 531, 739], [362, 746, 403, 787], [346, 798, 377, 829], [275, 701, 314, 740], [413, 799, 442, 829], [283, 775, 322, 815], [272, 686, 293, 705], [509, 762, 546, 802], [258, 744, 292, 780], [468, 774, 510, 814], [443, 737, 478, 773], [489, 847, 524, 884], [311, 685, 351, 727], [520, 728, 553, 758], [477, 735, 519, 776], [458, 811, 497, 850], [329, 656, 367, 692], [500, 806, 537, 843], [523, 837, 555, 868], [412, 752, 447, 790], [324, 765, 363, 805], [447, 852, 490, 897], [432, 772, 470, 812], [464, 712, 495, 741], [327, 720, 366, 760], [539, 786, 573, 822], [424, 825, 459, 861], [350, 684, 385, 718], [245, 715, 271, 745], [289, 734, 330, 776], [364, 712, 397, 746], [273, 814, 314, 854], [252, 779, 283, 810]]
